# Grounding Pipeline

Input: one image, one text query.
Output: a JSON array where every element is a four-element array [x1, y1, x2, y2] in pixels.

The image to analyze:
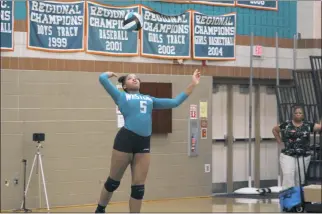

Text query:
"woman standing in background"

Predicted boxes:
[[272, 106, 322, 189]]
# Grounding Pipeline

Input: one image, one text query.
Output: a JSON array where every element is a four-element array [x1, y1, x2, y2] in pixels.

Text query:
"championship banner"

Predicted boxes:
[[86, 2, 139, 56], [158, 0, 190, 3], [159, 0, 234, 6], [192, 12, 236, 61], [236, 1, 278, 11], [190, 1, 235, 6], [140, 6, 191, 59], [0, 0, 14, 51], [27, 0, 85, 52]]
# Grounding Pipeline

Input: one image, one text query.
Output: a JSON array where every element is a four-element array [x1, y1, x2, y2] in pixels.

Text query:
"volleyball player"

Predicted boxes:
[[95, 69, 201, 213]]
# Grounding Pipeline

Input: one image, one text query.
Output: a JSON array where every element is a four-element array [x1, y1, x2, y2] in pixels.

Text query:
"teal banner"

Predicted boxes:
[[86, 2, 139, 56], [192, 12, 236, 61], [190, 1, 235, 6], [1, 0, 14, 51], [236, 1, 278, 10], [140, 6, 191, 59], [27, 0, 85, 52]]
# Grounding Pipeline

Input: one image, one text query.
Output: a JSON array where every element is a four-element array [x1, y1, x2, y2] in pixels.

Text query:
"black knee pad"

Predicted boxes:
[[131, 185, 145, 200], [104, 177, 120, 192]]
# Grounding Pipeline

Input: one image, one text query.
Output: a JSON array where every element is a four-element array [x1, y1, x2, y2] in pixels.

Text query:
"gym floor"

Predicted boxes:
[[5, 197, 281, 213]]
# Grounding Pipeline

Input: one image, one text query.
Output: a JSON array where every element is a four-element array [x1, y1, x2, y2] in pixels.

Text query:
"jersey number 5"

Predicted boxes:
[[140, 101, 147, 113]]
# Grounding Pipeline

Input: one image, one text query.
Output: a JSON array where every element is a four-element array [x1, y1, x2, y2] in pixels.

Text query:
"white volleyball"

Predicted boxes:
[[123, 12, 143, 31]]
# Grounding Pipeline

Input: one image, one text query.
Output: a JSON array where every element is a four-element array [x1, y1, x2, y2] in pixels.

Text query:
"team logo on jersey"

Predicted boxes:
[[125, 94, 152, 101]]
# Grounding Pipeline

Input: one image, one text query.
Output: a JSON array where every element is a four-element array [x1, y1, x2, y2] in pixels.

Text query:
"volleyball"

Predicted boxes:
[[123, 12, 143, 31]]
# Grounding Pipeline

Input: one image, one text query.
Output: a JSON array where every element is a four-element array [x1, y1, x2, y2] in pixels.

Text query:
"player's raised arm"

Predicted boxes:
[[152, 69, 201, 109], [99, 72, 122, 104]]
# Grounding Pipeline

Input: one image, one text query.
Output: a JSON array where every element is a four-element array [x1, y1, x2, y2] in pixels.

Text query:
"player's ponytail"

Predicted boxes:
[[117, 76, 126, 84], [118, 75, 128, 92]]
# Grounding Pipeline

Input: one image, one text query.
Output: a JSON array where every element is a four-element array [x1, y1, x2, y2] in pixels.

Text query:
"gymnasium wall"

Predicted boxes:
[[1, 0, 321, 210], [1, 69, 213, 210], [6, 0, 321, 75], [212, 84, 280, 191], [14, 0, 297, 38], [13, 0, 322, 41], [313, 1, 322, 39], [297, 0, 322, 39]]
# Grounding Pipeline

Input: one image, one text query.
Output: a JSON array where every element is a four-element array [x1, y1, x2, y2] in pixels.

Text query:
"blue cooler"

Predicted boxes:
[[279, 186, 304, 212]]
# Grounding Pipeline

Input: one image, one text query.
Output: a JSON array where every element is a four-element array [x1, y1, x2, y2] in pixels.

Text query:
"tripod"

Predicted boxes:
[[21, 142, 50, 211]]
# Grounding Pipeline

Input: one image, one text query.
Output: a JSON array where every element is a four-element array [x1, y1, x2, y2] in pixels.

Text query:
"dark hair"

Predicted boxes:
[[292, 105, 304, 113], [118, 75, 128, 92], [118, 74, 141, 93]]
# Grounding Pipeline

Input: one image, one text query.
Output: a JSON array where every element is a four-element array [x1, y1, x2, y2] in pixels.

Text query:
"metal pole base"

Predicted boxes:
[[12, 159, 33, 213], [12, 208, 32, 213]]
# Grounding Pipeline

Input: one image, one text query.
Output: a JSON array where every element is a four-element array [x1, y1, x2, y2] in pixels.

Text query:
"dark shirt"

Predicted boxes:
[[279, 120, 315, 156]]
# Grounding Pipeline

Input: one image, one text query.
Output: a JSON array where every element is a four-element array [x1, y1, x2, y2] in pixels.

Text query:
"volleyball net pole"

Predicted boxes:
[[276, 31, 281, 188], [248, 31, 254, 189]]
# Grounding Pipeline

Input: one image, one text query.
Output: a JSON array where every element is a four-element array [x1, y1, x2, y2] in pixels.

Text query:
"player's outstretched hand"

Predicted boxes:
[[192, 69, 201, 85], [105, 71, 118, 78]]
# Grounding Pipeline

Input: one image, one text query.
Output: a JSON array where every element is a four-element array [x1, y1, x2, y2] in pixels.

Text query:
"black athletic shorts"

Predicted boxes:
[[113, 127, 151, 154]]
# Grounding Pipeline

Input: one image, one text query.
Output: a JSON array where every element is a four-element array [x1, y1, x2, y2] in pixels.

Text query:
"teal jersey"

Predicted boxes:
[[99, 73, 189, 137]]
